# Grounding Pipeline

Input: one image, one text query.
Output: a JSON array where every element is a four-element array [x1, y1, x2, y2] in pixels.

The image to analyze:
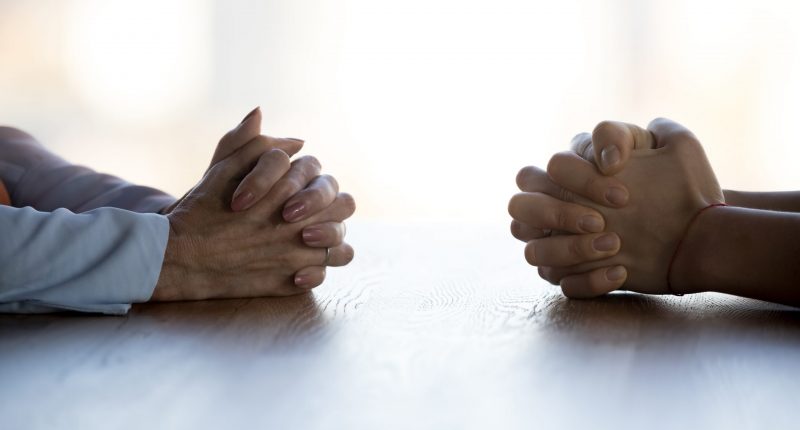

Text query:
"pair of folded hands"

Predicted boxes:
[[509, 118, 724, 298], [152, 107, 355, 301]]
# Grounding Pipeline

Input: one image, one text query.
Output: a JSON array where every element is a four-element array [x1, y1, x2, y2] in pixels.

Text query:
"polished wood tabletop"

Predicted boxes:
[[1, 221, 798, 429]]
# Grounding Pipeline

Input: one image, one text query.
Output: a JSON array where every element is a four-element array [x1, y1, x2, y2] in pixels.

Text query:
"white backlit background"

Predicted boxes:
[[2, 0, 800, 221]]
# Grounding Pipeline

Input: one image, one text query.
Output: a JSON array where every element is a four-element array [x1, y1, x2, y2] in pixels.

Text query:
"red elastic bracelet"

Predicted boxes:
[[665, 203, 728, 295]]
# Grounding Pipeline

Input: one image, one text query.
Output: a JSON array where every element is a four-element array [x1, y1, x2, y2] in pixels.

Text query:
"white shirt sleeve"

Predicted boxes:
[[0, 127, 175, 314]]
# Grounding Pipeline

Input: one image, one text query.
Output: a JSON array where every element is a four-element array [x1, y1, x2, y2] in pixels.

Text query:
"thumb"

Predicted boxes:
[[591, 120, 655, 175], [210, 106, 263, 167], [646, 117, 699, 149]]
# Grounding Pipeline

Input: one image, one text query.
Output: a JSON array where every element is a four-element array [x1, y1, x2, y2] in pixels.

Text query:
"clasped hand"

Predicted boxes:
[[509, 118, 723, 298], [153, 108, 355, 301]]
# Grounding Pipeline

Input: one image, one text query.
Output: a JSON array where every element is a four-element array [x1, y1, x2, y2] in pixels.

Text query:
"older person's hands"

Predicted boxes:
[[152, 108, 355, 300], [509, 119, 723, 298]]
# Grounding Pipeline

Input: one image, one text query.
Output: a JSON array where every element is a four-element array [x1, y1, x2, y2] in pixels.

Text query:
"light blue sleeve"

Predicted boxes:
[[0, 127, 175, 314], [0, 205, 169, 315]]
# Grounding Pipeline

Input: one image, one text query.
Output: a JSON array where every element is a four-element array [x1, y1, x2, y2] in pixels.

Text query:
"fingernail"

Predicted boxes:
[[593, 233, 619, 252], [231, 191, 254, 211], [302, 227, 324, 245], [606, 266, 627, 282], [578, 215, 604, 233], [605, 186, 628, 206], [294, 274, 311, 288], [601, 145, 620, 171], [283, 202, 306, 222], [240, 106, 260, 125], [286, 137, 304, 143]]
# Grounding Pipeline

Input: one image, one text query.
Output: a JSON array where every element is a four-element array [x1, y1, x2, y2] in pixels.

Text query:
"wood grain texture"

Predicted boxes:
[[1, 221, 799, 430]]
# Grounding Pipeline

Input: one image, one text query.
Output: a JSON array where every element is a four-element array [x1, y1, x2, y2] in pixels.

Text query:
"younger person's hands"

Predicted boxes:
[[509, 118, 723, 297]]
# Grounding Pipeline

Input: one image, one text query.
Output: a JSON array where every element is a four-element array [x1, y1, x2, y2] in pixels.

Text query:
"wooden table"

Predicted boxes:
[[2, 221, 798, 429]]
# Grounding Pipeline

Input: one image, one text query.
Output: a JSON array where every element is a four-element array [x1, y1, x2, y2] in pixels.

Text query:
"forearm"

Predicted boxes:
[[723, 189, 800, 212], [0, 127, 175, 213], [673, 206, 800, 306]]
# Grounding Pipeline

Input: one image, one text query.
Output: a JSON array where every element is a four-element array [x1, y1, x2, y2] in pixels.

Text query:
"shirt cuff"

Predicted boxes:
[[0, 207, 171, 315]]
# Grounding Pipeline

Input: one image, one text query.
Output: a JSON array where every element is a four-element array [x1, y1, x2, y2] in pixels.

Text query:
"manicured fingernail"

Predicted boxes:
[[286, 137, 304, 143], [283, 202, 306, 222], [601, 145, 620, 171], [593, 233, 619, 252], [606, 266, 627, 282], [302, 227, 324, 245], [231, 191, 254, 211], [294, 274, 310, 287], [578, 215, 604, 233], [605, 186, 628, 206], [240, 106, 260, 125]]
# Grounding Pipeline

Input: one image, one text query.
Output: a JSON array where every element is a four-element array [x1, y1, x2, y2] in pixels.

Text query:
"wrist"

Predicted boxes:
[[669, 205, 728, 294], [152, 215, 200, 301], [152, 222, 182, 300]]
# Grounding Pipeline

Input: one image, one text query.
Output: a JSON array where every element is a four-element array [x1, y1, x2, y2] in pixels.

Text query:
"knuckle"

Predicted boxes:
[[214, 158, 238, 177], [567, 237, 587, 260], [253, 134, 270, 147], [265, 148, 291, 166], [545, 151, 571, 177], [538, 266, 548, 280], [674, 130, 701, 147], [592, 120, 617, 138], [298, 155, 322, 171], [332, 223, 346, 243], [516, 166, 537, 188], [218, 129, 236, 147], [554, 208, 571, 230], [303, 186, 325, 205], [273, 250, 294, 267], [285, 175, 305, 191], [648, 117, 669, 129], [319, 174, 339, 191], [249, 171, 273, 191], [508, 193, 525, 217], [290, 253, 310, 272], [570, 133, 592, 156], [271, 179, 296, 200], [338, 192, 356, 214], [341, 245, 355, 265], [583, 174, 600, 194], [560, 284, 577, 299], [588, 277, 607, 297], [539, 266, 558, 285], [508, 194, 521, 219], [557, 186, 576, 204], [207, 160, 226, 176], [570, 132, 590, 145], [524, 241, 538, 266], [560, 276, 595, 299]]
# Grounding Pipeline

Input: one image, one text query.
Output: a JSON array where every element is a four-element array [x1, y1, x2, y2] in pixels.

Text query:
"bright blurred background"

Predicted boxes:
[[2, 0, 800, 222]]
